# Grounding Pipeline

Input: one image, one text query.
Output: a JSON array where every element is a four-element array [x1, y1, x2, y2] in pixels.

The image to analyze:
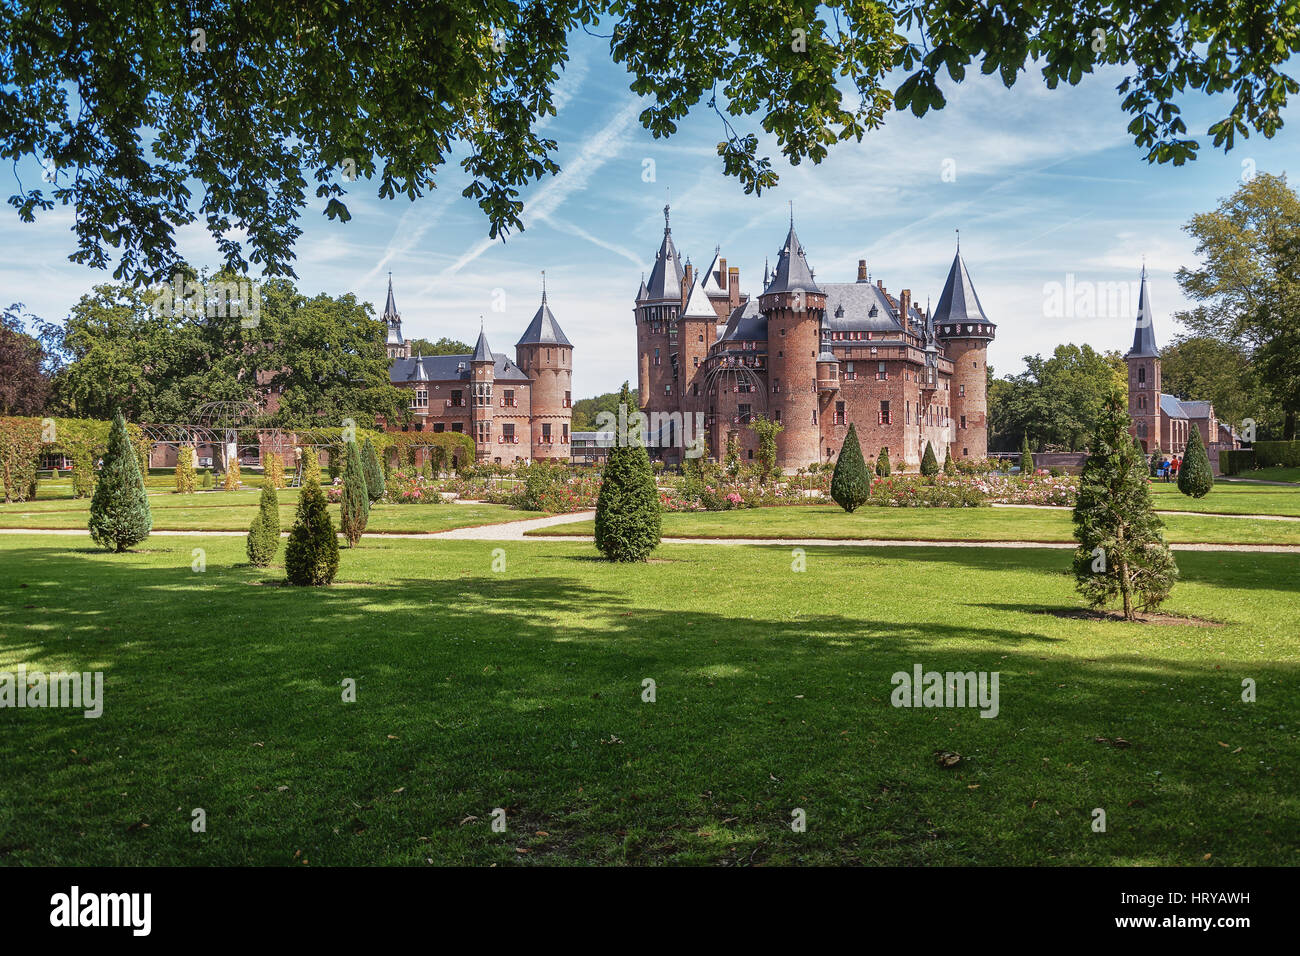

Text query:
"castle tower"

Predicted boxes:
[[516, 278, 574, 459], [635, 204, 685, 415], [382, 275, 409, 359], [761, 216, 825, 470], [470, 326, 495, 460], [933, 239, 996, 459], [1125, 265, 1161, 452]]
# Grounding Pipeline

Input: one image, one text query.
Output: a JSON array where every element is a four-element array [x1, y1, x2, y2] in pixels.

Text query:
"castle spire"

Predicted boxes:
[[1129, 265, 1159, 357]]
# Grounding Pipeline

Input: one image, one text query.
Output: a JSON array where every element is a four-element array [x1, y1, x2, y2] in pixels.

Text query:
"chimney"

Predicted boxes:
[[728, 267, 740, 311], [718, 258, 727, 289], [900, 289, 912, 322], [857, 259, 868, 282], [877, 279, 885, 291]]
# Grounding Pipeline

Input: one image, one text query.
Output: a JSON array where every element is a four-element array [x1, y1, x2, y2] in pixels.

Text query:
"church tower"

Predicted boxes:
[[761, 216, 825, 470], [382, 275, 409, 360], [933, 240, 996, 459], [1125, 266, 1161, 452]]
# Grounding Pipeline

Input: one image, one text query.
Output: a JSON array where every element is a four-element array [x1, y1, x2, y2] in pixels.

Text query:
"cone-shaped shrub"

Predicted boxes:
[[284, 478, 339, 585], [88, 409, 152, 552], [174, 445, 196, 494], [1178, 427, 1214, 498], [246, 484, 280, 566], [830, 423, 871, 512], [264, 451, 285, 489], [594, 383, 661, 561], [1072, 395, 1177, 620], [1020, 433, 1034, 474], [302, 447, 321, 486], [223, 455, 241, 490], [875, 447, 891, 477], [943, 447, 957, 475], [339, 439, 369, 546], [921, 440, 939, 477], [362, 437, 385, 502]]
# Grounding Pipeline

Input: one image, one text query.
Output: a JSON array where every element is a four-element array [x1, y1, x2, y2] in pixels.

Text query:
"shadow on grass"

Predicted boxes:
[[0, 542, 1296, 866]]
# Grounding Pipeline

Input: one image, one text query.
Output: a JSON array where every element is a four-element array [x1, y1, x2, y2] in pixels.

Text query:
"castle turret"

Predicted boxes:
[[761, 216, 825, 470], [516, 280, 573, 459], [382, 275, 409, 359], [933, 240, 996, 459], [470, 326, 495, 459], [1125, 265, 1161, 452], [636, 204, 685, 414]]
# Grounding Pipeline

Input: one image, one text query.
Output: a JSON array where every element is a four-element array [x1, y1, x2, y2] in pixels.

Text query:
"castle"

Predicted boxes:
[[634, 207, 993, 471], [1124, 266, 1238, 457], [381, 278, 574, 462]]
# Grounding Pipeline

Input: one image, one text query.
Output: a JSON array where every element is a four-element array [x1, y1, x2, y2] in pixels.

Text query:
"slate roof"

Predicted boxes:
[[383, 277, 403, 345], [699, 248, 727, 295], [933, 247, 994, 335], [682, 276, 716, 319], [517, 292, 572, 347], [1159, 393, 1188, 419], [471, 328, 493, 362], [1129, 267, 1159, 357], [390, 352, 530, 384], [821, 282, 914, 334], [1177, 399, 1213, 419], [762, 221, 823, 296], [718, 298, 767, 342], [644, 205, 685, 302]]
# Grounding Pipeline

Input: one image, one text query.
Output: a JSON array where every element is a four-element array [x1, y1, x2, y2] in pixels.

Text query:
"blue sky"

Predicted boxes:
[[2, 31, 1294, 398]]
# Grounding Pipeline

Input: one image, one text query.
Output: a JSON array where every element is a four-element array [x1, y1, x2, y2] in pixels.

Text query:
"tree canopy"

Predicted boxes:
[[4, 1, 1296, 282], [989, 344, 1127, 452]]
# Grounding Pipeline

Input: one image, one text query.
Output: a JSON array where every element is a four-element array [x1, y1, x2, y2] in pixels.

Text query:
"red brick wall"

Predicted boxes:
[[946, 338, 989, 458]]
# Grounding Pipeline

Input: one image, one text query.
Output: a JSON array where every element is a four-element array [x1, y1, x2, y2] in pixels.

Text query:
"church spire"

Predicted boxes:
[[1129, 264, 1159, 357]]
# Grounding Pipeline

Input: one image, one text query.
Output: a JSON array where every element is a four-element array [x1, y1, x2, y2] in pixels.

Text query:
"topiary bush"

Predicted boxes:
[[302, 447, 322, 486], [943, 447, 957, 475], [264, 450, 285, 489], [339, 439, 370, 546], [362, 437, 385, 502], [875, 447, 891, 477], [830, 423, 871, 512], [284, 478, 339, 585], [246, 484, 281, 566], [174, 445, 196, 494], [88, 409, 152, 552], [223, 455, 241, 491], [1178, 427, 1214, 498], [594, 383, 661, 561], [921, 440, 939, 477], [1020, 433, 1034, 475], [71, 449, 96, 498]]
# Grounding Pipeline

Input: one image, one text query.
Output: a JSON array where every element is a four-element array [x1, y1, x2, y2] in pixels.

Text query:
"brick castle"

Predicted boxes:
[[635, 206, 994, 471]]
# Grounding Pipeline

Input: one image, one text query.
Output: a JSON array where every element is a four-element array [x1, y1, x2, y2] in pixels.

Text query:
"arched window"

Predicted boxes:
[[1138, 367, 1146, 384]]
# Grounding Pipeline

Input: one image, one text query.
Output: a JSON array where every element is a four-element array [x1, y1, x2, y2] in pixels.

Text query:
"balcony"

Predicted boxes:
[[816, 377, 839, 393]]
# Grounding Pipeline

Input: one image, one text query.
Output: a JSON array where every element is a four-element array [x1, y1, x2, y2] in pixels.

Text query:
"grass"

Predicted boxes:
[[0, 533, 1296, 865], [1146, 480, 1300, 515], [1223, 466, 1300, 484], [0, 485, 539, 533], [528, 505, 1300, 546]]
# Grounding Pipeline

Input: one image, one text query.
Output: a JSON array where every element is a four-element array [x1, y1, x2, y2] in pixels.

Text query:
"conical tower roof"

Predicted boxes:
[[762, 218, 822, 296], [933, 242, 994, 337], [644, 204, 685, 302], [517, 287, 572, 347], [471, 327, 493, 363], [1128, 265, 1159, 357]]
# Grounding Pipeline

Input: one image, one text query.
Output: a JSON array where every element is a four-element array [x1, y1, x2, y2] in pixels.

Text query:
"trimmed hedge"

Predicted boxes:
[[1254, 441, 1300, 468], [830, 423, 871, 512], [284, 479, 339, 585], [1219, 449, 1255, 476], [1177, 427, 1214, 498]]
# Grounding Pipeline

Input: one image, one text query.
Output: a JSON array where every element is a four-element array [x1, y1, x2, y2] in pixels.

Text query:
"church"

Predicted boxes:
[[634, 207, 993, 471], [380, 278, 575, 462], [1124, 266, 1239, 459]]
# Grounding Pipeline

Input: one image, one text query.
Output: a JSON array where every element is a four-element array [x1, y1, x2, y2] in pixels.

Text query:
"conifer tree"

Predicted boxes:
[[594, 383, 661, 561], [339, 439, 369, 546], [921, 440, 939, 476], [1148, 443, 1163, 477], [88, 409, 152, 552], [1072, 396, 1178, 620], [174, 445, 196, 494], [302, 447, 321, 486], [875, 447, 891, 477], [943, 446, 957, 475], [223, 455, 241, 490], [284, 478, 340, 585], [1177, 427, 1215, 498], [1020, 433, 1034, 474], [264, 451, 285, 489], [246, 484, 281, 566], [362, 437, 386, 501], [830, 423, 871, 512]]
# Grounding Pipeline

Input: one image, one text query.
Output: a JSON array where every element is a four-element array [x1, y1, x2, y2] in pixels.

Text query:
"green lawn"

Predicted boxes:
[[528, 505, 1300, 546], [0, 487, 538, 533], [0, 533, 1295, 865], [1222, 467, 1300, 484], [1147, 480, 1300, 515]]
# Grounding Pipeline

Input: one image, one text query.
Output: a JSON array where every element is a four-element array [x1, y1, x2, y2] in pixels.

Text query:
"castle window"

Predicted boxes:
[[693, 356, 699, 367], [699, 334, 704, 342], [773, 378, 781, 393], [959, 384, 965, 396], [877, 361, 887, 381], [542, 423, 552, 444], [562, 424, 569, 443], [433, 423, 445, 433], [1138, 367, 1146, 384], [747, 449, 754, 460], [834, 401, 846, 425], [665, 384, 672, 395], [774, 409, 782, 424], [906, 401, 911, 424], [450, 389, 464, 407], [501, 423, 516, 444], [451, 423, 463, 433], [654, 348, 661, 366], [563, 390, 571, 408], [812, 410, 818, 424], [879, 401, 892, 425], [844, 362, 855, 381], [502, 389, 516, 408], [960, 415, 967, 429], [1138, 394, 1146, 409], [963, 447, 968, 456], [411, 388, 428, 410]]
